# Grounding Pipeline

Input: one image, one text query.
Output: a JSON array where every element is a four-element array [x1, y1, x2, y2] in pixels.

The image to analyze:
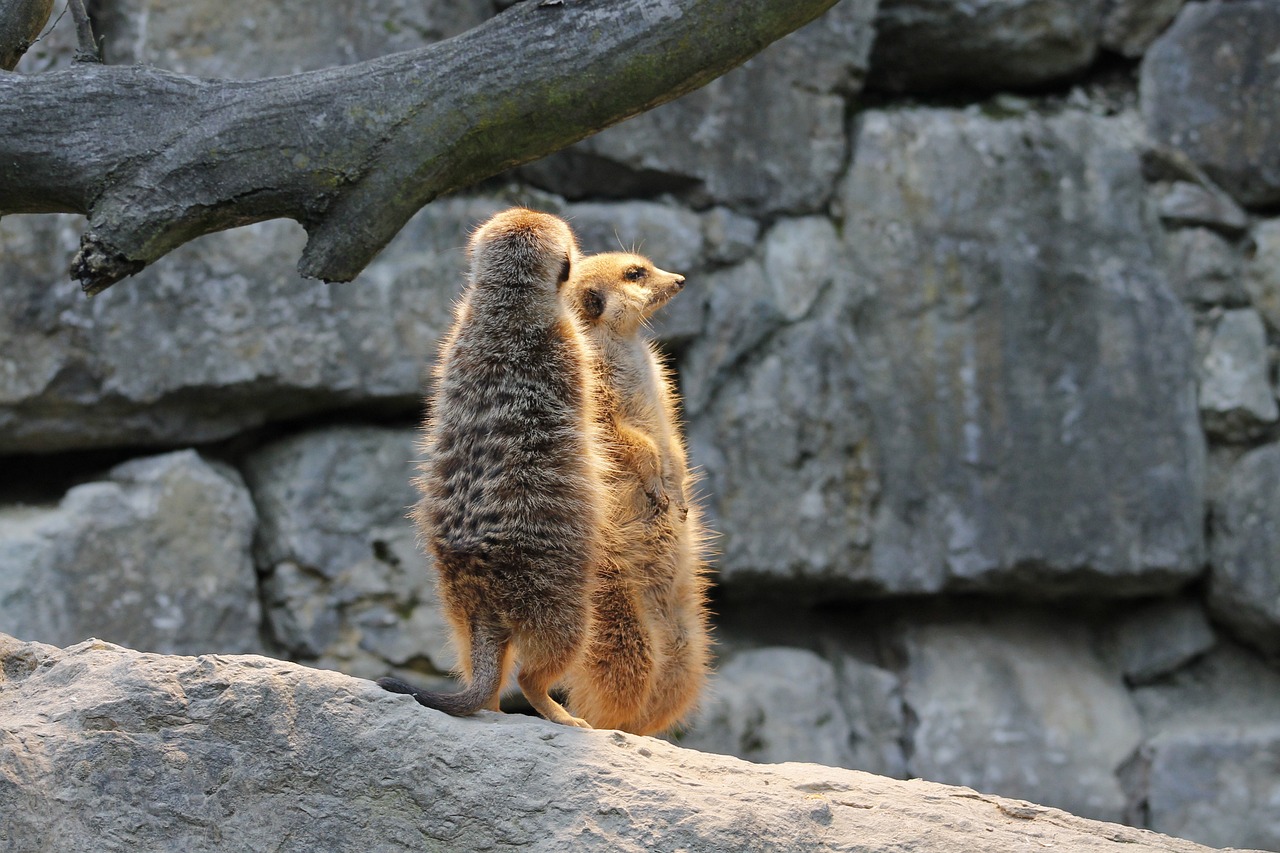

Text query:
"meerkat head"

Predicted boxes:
[[467, 208, 578, 293], [567, 252, 686, 336]]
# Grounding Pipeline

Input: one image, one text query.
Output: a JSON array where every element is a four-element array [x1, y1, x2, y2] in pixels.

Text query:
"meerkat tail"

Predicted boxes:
[[376, 627, 506, 716]]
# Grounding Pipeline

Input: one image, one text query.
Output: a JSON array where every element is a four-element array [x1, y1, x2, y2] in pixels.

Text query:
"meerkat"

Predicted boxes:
[[377, 208, 607, 729], [561, 251, 714, 735]]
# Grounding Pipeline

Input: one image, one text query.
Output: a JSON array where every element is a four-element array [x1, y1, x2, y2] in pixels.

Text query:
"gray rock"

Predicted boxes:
[[1156, 181, 1248, 237], [1100, 0, 1185, 58], [868, 0, 1104, 93], [0, 197, 494, 452], [685, 305, 879, 594], [701, 207, 762, 267], [842, 108, 1204, 596], [96, 0, 492, 74], [678, 647, 859, 767], [832, 653, 908, 779], [1244, 219, 1280, 334], [520, 0, 878, 215], [1162, 228, 1248, 307], [1141, 1, 1280, 208], [0, 451, 260, 655], [1145, 724, 1280, 852], [1103, 598, 1216, 685], [677, 646, 904, 777], [243, 426, 451, 679], [1198, 309, 1278, 442], [1131, 642, 1280, 733], [1209, 444, 1280, 659], [0, 633, 1239, 853], [902, 613, 1144, 822]]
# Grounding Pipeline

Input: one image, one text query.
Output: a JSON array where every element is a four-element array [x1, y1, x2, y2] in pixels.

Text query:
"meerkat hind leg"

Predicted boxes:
[[518, 656, 592, 728]]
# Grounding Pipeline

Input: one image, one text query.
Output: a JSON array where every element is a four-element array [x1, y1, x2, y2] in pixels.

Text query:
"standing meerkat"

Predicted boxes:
[[377, 208, 606, 729], [561, 251, 714, 735]]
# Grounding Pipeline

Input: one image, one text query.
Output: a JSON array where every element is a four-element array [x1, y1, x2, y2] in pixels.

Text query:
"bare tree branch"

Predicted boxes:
[[66, 0, 99, 63], [0, 0, 54, 70], [0, 0, 839, 294]]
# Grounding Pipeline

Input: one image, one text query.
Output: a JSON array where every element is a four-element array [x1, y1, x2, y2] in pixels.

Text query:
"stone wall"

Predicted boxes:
[[3, 2, 1279, 850]]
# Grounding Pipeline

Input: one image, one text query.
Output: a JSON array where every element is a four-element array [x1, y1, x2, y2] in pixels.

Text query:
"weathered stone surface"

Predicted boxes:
[[1156, 182, 1248, 237], [520, 0, 877, 215], [1141, 1, 1280, 208], [1162, 228, 1248, 307], [1132, 643, 1280, 732], [1101, 0, 1185, 58], [0, 197, 498, 452], [832, 652, 908, 778], [677, 646, 905, 777], [1209, 445, 1280, 659], [683, 243, 878, 592], [244, 426, 451, 680], [1244, 219, 1280, 334], [1103, 599, 1216, 685], [1131, 645, 1280, 851], [902, 613, 1144, 822], [1145, 724, 1280, 852], [1198, 310, 1278, 441], [0, 451, 259, 655], [96, 0, 492, 74], [867, 0, 1104, 93], [0, 633, 1250, 853], [842, 108, 1204, 595], [678, 647, 859, 767]]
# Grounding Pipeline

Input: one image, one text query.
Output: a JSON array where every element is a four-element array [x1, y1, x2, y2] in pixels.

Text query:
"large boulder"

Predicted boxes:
[[1141, 1, 1280, 208], [0, 451, 260, 655], [0, 633, 1254, 853], [867, 0, 1104, 93], [842, 107, 1204, 595]]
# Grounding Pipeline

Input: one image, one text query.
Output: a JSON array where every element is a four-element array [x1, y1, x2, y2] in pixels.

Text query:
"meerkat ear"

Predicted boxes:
[[558, 257, 572, 284], [582, 288, 606, 321]]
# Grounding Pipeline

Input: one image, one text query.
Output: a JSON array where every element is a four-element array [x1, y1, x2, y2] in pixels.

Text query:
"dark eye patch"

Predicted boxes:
[[623, 266, 647, 282], [583, 288, 605, 321]]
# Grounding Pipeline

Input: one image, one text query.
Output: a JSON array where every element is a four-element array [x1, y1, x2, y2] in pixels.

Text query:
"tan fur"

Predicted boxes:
[[378, 208, 607, 729], [561, 252, 714, 735]]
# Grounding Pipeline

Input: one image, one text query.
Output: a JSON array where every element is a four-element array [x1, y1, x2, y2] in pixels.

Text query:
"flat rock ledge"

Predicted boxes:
[[0, 633, 1263, 853]]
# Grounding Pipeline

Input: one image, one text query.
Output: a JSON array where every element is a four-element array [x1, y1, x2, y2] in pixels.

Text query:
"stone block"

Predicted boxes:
[[842, 107, 1204, 595], [0, 451, 260, 655]]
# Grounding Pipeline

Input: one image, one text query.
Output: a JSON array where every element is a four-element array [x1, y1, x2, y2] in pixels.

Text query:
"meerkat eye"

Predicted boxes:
[[558, 257, 572, 284], [583, 289, 606, 321], [623, 266, 647, 282]]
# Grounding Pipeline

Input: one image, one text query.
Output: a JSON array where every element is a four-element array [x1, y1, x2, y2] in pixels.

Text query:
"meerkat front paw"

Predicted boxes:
[[645, 484, 671, 517]]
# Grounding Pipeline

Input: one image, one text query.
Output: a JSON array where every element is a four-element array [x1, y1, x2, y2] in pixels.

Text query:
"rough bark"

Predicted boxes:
[[0, 0, 839, 294]]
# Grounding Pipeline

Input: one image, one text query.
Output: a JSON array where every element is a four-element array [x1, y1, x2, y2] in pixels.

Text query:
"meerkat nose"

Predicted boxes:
[[673, 274, 686, 287]]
